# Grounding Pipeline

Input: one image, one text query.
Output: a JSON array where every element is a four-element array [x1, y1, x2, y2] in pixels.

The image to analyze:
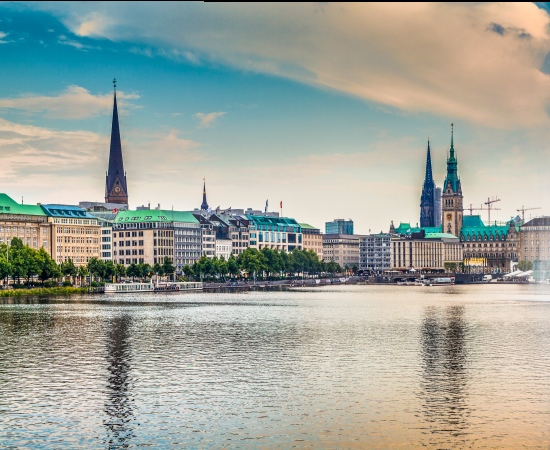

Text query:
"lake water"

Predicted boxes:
[[1, 284, 550, 449]]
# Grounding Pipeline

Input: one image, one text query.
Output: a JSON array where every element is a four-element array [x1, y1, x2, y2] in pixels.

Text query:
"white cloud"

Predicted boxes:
[[31, 2, 550, 128], [193, 111, 226, 128], [0, 85, 139, 119], [0, 31, 8, 43], [57, 34, 98, 51]]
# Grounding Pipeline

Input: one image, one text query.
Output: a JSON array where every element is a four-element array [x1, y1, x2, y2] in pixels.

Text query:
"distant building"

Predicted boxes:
[[359, 233, 391, 273], [112, 209, 202, 272], [390, 230, 462, 271], [105, 80, 129, 206], [325, 219, 353, 235], [41, 204, 100, 265], [0, 193, 51, 255], [434, 187, 442, 227], [441, 124, 463, 237], [460, 215, 519, 273], [323, 234, 364, 268], [88, 211, 117, 262], [420, 141, 436, 227], [247, 215, 302, 252], [300, 223, 323, 259], [518, 216, 550, 280]]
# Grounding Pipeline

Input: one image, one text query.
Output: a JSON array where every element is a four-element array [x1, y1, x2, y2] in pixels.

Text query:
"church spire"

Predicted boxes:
[[200, 178, 209, 210], [443, 123, 460, 193], [420, 139, 436, 227], [105, 78, 128, 205]]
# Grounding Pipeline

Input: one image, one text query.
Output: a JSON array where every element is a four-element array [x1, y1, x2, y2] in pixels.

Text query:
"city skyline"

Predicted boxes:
[[1, 2, 549, 233]]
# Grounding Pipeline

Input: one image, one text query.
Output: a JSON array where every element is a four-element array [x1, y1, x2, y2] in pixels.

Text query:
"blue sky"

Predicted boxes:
[[1, 2, 550, 233]]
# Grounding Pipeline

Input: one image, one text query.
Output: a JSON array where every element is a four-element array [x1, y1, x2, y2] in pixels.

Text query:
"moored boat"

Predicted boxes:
[[104, 281, 203, 293]]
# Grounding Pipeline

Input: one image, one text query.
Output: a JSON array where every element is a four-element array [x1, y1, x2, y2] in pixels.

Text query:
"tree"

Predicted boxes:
[[37, 247, 61, 284], [87, 257, 106, 282], [115, 263, 126, 281], [517, 260, 533, 272], [153, 262, 164, 277], [162, 257, 175, 278], [77, 265, 89, 286], [60, 258, 77, 279], [182, 264, 193, 280], [104, 260, 116, 282], [227, 254, 239, 279]]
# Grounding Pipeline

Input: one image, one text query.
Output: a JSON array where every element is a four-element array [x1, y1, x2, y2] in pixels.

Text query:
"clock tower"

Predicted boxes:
[[105, 79, 129, 205], [441, 124, 463, 237]]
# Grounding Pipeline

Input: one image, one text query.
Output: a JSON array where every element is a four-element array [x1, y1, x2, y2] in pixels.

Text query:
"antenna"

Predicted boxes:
[[484, 196, 501, 224], [516, 205, 541, 222]]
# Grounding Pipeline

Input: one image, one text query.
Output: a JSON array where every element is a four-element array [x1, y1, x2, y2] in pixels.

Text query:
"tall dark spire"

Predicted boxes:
[[200, 178, 209, 210], [420, 140, 436, 227], [105, 78, 128, 205]]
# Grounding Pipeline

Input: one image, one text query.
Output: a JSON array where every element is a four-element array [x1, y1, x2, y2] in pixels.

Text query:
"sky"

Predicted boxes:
[[1, 2, 550, 234]]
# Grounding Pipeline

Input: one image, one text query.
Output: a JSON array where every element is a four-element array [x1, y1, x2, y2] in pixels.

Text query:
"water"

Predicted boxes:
[[1, 284, 550, 448]]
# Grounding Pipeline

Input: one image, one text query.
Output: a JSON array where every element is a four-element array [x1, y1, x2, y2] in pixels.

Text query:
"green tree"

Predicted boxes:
[[60, 258, 77, 279], [182, 264, 193, 280], [153, 262, 164, 277], [37, 247, 61, 283], [227, 254, 239, 279], [104, 260, 116, 282], [77, 265, 89, 286], [115, 263, 126, 281], [87, 257, 106, 282], [517, 260, 533, 272], [127, 263, 139, 280], [238, 248, 263, 282], [162, 257, 175, 278]]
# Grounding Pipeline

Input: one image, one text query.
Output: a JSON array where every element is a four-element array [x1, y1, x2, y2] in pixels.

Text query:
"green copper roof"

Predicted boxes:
[[114, 209, 199, 224], [460, 224, 509, 241], [462, 215, 485, 227], [0, 193, 46, 216], [394, 222, 442, 235], [299, 223, 319, 230], [443, 124, 460, 193], [425, 232, 459, 240]]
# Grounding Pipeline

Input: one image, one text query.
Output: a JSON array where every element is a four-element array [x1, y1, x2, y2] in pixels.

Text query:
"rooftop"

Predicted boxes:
[[114, 209, 199, 224], [0, 193, 46, 216]]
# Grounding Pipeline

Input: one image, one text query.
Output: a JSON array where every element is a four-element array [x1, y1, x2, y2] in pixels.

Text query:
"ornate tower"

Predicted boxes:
[[200, 178, 209, 210], [420, 140, 435, 227], [105, 79, 128, 205], [441, 124, 463, 237]]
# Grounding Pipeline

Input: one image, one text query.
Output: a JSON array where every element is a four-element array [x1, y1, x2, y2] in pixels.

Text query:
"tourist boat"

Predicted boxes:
[[422, 277, 455, 286], [104, 281, 203, 293]]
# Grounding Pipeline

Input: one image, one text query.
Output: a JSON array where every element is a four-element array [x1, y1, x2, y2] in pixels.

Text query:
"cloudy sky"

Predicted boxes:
[[1, 2, 549, 233]]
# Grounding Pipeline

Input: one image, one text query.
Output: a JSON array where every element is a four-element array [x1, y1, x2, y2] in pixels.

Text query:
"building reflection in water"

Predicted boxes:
[[419, 305, 470, 447], [103, 315, 135, 448]]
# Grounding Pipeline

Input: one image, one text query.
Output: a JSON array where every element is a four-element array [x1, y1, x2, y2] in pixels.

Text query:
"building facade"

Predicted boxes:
[[112, 209, 202, 273], [460, 215, 519, 273], [300, 223, 323, 259], [325, 219, 354, 235], [441, 124, 464, 237], [247, 215, 302, 252], [518, 217, 550, 280], [390, 232, 463, 271], [323, 234, 363, 268], [359, 233, 391, 273], [0, 193, 51, 254], [41, 204, 100, 265]]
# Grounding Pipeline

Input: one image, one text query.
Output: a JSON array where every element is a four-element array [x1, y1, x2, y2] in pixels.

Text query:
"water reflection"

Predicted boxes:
[[103, 315, 135, 448], [419, 305, 470, 447]]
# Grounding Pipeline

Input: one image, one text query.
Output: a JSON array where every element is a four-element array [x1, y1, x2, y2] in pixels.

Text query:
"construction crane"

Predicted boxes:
[[467, 204, 486, 215], [517, 205, 541, 222], [484, 197, 501, 224]]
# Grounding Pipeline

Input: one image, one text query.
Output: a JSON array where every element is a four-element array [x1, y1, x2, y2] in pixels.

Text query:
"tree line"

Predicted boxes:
[[1, 239, 343, 286]]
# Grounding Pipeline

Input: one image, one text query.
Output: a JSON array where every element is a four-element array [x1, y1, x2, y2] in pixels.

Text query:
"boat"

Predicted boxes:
[[104, 281, 203, 293], [423, 277, 455, 286]]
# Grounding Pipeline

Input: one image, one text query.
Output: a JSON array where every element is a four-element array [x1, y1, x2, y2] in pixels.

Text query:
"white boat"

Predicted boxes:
[[423, 277, 455, 286], [104, 281, 203, 293]]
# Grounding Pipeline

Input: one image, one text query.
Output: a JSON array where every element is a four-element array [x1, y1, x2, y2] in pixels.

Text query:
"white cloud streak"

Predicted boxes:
[[193, 111, 226, 128], [0, 85, 139, 119], [30, 2, 550, 128]]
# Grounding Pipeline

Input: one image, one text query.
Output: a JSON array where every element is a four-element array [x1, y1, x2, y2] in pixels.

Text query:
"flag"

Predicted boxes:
[[265, 199, 268, 213], [113, 208, 117, 213], [280, 201, 282, 208]]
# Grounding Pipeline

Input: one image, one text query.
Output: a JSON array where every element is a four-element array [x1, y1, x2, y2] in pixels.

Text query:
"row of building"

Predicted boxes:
[[2, 83, 548, 279]]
